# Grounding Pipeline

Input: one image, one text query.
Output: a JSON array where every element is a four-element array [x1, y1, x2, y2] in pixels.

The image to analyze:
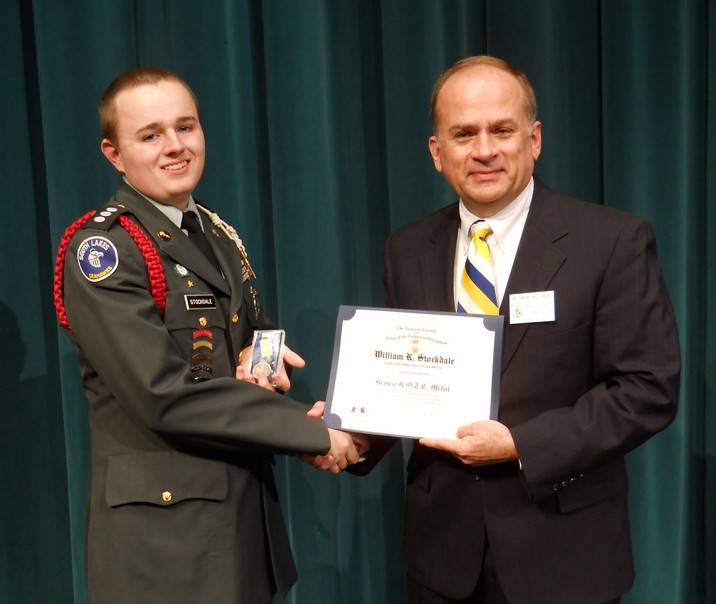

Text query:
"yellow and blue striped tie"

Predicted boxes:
[[457, 220, 498, 315]]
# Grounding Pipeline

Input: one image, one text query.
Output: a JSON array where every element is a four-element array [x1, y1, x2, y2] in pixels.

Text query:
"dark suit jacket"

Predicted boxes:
[[380, 179, 680, 604], [62, 182, 330, 604]]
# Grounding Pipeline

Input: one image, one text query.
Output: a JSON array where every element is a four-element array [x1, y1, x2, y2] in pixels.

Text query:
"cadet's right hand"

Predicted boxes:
[[303, 428, 361, 474], [300, 401, 371, 473]]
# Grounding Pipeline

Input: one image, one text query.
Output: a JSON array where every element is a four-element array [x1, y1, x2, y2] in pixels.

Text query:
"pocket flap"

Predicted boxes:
[[106, 451, 228, 507]]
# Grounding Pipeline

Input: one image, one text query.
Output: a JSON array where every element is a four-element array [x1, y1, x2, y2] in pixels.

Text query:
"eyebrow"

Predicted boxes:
[[134, 115, 198, 136], [449, 118, 519, 131]]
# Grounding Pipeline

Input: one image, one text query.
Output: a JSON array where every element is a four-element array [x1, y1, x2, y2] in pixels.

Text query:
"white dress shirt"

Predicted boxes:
[[453, 177, 534, 309]]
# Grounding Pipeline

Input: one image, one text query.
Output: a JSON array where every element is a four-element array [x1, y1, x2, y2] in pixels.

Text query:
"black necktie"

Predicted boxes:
[[181, 211, 221, 272]]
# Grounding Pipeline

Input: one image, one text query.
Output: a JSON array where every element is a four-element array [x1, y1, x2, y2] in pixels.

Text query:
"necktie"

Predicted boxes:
[[457, 220, 498, 315], [181, 211, 221, 272]]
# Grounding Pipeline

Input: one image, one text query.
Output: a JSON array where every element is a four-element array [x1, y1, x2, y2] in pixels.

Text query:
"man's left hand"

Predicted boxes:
[[419, 420, 519, 467]]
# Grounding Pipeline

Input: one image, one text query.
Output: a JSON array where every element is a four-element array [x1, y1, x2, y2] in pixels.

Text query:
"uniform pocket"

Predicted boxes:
[[106, 451, 228, 508]]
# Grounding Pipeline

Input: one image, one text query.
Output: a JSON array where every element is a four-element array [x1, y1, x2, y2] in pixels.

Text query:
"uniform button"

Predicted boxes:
[[199, 317, 208, 327], [232, 313, 239, 324], [162, 491, 172, 503], [561, 481, 569, 488]]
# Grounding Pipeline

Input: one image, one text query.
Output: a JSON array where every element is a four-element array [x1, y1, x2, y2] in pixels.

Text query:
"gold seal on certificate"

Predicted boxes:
[[324, 306, 503, 439]]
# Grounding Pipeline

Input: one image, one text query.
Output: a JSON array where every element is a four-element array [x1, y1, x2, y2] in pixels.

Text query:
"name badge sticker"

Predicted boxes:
[[509, 291, 556, 324], [184, 294, 217, 310]]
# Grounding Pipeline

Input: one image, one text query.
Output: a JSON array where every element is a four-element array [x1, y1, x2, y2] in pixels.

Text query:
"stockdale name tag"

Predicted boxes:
[[184, 294, 217, 310], [509, 291, 556, 324]]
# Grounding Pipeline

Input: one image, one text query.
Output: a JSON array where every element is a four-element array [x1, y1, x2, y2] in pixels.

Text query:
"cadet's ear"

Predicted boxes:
[[101, 139, 125, 174]]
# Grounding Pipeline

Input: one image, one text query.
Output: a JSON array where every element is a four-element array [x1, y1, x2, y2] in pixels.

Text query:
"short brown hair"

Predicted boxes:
[[99, 67, 199, 144], [430, 56, 537, 132]]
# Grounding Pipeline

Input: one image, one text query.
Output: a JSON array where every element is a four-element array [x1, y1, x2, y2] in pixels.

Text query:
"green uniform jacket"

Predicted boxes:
[[62, 182, 330, 604]]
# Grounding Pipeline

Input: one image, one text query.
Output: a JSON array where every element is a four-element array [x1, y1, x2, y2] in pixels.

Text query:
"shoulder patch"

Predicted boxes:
[[81, 204, 128, 231], [76, 236, 119, 282]]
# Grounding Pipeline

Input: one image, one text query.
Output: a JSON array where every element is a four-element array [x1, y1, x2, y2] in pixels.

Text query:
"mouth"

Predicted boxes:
[[163, 160, 189, 171], [469, 169, 502, 180]]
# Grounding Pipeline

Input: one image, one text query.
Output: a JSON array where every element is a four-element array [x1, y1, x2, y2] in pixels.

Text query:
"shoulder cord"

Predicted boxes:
[[53, 211, 167, 334], [197, 204, 256, 279]]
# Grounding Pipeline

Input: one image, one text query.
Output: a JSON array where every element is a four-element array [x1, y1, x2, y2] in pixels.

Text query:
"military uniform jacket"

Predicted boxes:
[[61, 182, 330, 604]]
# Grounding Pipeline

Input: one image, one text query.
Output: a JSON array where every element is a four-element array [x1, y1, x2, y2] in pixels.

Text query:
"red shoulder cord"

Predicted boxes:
[[53, 211, 168, 334]]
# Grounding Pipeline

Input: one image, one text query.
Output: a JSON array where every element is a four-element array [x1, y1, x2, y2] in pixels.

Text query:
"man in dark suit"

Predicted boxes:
[[364, 56, 680, 603], [55, 67, 360, 604]]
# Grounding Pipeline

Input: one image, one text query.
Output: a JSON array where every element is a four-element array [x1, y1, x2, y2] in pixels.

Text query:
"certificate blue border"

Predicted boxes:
[[324, 305, 504, 437]]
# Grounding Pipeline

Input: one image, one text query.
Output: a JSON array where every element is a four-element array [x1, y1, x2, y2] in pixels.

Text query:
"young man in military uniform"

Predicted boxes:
[[55, 67, 360, 604]]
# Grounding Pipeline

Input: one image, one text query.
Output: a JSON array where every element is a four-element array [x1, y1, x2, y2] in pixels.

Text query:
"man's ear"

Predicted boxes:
[[530, 120, 542, 162], [428, 135, 443, 173], [100, 139, 125, 173]]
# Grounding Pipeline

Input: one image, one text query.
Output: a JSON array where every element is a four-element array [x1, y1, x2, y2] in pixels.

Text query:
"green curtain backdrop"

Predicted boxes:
[[1, 1, 713, 602]]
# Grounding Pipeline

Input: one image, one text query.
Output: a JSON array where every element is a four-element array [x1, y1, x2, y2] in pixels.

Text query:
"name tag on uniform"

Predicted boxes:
[[184, 294, 217, 310], [509, 291, 556, 324]]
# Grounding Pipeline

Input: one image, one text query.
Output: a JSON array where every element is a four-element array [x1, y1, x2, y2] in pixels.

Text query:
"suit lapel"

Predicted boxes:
[[420, 206, 459, 312], [114, 184, 231, 296], [500, 181, 568, 371]]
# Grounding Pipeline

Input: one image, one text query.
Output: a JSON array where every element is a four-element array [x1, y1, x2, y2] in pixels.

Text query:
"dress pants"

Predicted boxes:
[[405, 537, 621, 604], [407, 536, 508, 604]]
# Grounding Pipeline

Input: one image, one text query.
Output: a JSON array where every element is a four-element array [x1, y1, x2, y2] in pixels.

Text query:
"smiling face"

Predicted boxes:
[[428, 65, 541, 217], [100, 80, 205, 209]]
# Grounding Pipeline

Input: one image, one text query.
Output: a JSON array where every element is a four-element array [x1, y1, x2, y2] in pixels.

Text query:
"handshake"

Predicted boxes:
[[301, 400, 370, 474], [236, 343, 370, 475]]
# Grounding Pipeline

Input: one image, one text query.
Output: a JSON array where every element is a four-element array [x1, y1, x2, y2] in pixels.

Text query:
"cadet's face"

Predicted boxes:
[[429, 66, 541, 217], [101, 80, 205, 209]]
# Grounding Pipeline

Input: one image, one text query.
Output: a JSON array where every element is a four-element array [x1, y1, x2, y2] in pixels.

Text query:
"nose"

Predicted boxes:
[[163, 130, 185, 155], [470, 132, 496, 161]]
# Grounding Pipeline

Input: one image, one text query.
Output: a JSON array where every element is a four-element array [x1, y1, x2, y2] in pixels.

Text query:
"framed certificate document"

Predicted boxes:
[[324, 306, 504, 439]]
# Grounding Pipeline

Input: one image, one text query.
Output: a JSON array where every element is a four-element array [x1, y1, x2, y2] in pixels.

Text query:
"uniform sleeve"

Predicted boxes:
[[63, 226, 330, 457]]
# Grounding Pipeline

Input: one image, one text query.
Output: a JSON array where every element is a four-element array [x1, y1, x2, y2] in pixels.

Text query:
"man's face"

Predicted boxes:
[[101, 80, 205, 209], [428, 66, 541, 217]]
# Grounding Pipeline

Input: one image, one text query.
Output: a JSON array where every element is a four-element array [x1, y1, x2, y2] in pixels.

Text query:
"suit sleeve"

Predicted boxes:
[[510, 217, 680, 501], [63, 226, 330, 457]]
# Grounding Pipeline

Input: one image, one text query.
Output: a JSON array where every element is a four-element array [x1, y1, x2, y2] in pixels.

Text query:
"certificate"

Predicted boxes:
[[324, 306, 503, 439]]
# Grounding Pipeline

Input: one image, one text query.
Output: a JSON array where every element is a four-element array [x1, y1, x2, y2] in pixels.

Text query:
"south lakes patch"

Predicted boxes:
[[77, 236, 119, 282]]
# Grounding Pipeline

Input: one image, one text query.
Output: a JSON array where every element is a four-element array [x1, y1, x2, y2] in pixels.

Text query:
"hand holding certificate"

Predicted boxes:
[[324, 306, 503, 439]]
